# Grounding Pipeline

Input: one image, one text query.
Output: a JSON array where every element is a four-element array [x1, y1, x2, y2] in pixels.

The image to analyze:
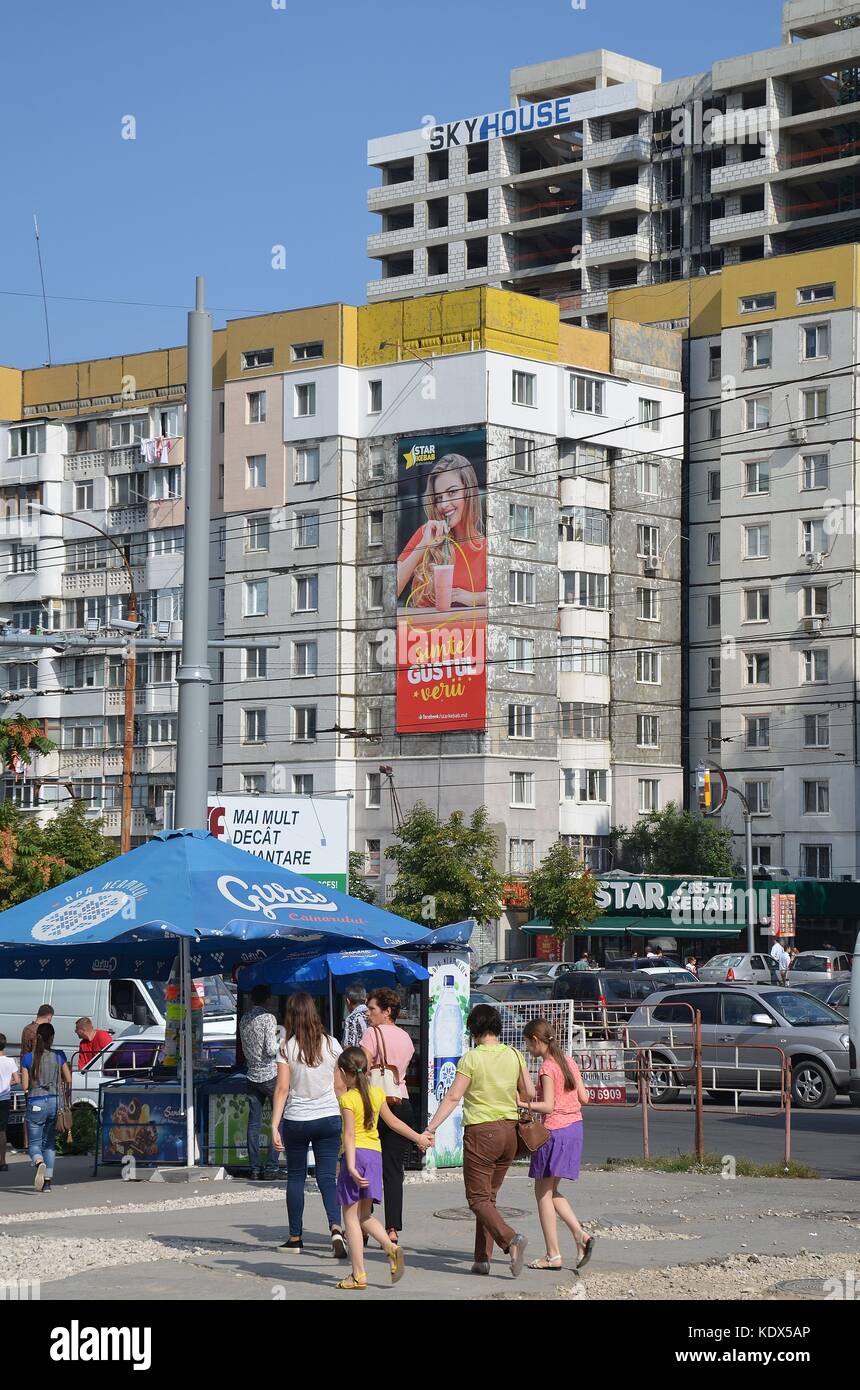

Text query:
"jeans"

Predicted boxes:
[[462, 1119, 519, 1263], [27, 1096, 58, 1179], [281, 1114, 342, 1237], [246, 1077, 278, 1174], [379, 1095, 416, 1232]]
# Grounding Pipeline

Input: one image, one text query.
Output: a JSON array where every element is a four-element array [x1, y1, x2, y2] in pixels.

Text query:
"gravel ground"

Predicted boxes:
[[0, 1234, 217, 1285], [555, 1249, 858, 1301]]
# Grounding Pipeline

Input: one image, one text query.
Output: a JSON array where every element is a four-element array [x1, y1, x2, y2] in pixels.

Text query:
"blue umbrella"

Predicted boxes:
[[240, 946, 430, 994]]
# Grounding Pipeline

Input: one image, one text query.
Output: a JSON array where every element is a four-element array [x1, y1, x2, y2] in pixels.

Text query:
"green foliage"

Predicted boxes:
[[348, 850, 376, 905], [604, 1154, 818, 1179], [0, 800, 117, 910], [526, 840, 601, 943], [0, 717, 54, 774], [385, 803, 504, 927], [615, 803, 739, 877]]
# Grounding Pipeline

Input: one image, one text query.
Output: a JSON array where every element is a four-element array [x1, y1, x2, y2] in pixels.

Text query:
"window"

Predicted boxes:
[[799, 281, 836, 307], [110, 472, 148, 507], [294, 574, 319, 612], [244, 579, 268, 616], [639, 398, 661, 431], [636, 649, 661, 684], [510, 771, 535, 808], [559, 508, 610, 545], [804, 712, 829, 748], [708, 471, 721, 502], [244, 647, 267, 679], [295, 383, 316, 418], [295, 446, 320, 484], [243, 773, 266, 794], [218, 464, 224, 499], [512, 371, 537, 407], [745, 652, 770, 685], [291, 341, 324, 362], [148, 467, 181, 501], [707, 594, 721, 626], [217, 588, 225, 625], [637, 714, 660, 747], [746, 715, 770, 749], [293, 774, 314, 797], [367, 380, 382, 414], [563, 572, 609, 609], [801, 323, 830, 361], [709, 407, 721, 440], [509, 504, 535, 541], [574, 443, 608, 478], [561, 703, 609, 740], [246, 454, 266, 488], [368, 510, 384, 546], [707, 719, 722, 753], [751, 845, 772, 869], [293, 640, 318, 677], [802, 453, 829, 490], [708, 345, 722, 380], [150, 526, 184, 556], [511, 437, 536, 474], [636, 458, 660, 495], [247, 390, 267, 424], [637, 587, 659, 621], [74, 481, 94, 510], [72, 656, 102, 689], [746, 779, 771, 816], [571, 375, 604, 414], [803, 780, 829, 815], [744, 331, 772, 370], [366, 772, 382, 809], [366, 707, 382, 737], [577, 770, 608, 803], [509, 838, 534, 874], [509, 570, 535, 605], [707, 532, 720, 565], [507, 637, 535, 673], [740, 292, 776, 313], [708, 656, 721, 692], [293, 706, 317, 741], [367, 575, 384, 610], [369, 444, 385, 479], [559, 636, 608, 674], [109, 416, 148, 448], [637, 524, 660, 559], [801, 585, 828, 618], [245, 515, 270, 552], [364, 839, 381, 877], [218, 401, 225, 434], [368, 639, 385, 673], [4, 663, 37, 691], [802, 518, 826, 556], [241, 348, 274, 371], [744, 459, 769, 495], [801, 844, 831, 878], [744, 588, 770, 622], [9, 423, 45, 457], [508, 704, 534, 739], [802, 648, 829, 683], [12, 545, 36, 574], [744, 524, 769, 559], [638, 779, 660, 813], [802, 388, 827, 422], [746, 396, 771, 431], [295, 511, 320, 548]]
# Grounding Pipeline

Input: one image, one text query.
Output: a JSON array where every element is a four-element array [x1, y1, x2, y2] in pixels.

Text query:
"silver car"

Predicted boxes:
[[786, 950, 853, 988], [698, 952, 779, 985], [626, 984, 851, 1109]]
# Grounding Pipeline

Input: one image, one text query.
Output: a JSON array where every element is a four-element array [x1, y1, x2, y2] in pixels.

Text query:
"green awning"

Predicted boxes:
[[522, 916, 743, 939]]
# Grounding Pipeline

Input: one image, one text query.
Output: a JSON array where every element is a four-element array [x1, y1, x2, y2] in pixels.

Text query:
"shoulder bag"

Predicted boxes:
[[510, 1048, 550, 1156], [368, 1026, 402, 1103], [55, 1054, 73, 1138]]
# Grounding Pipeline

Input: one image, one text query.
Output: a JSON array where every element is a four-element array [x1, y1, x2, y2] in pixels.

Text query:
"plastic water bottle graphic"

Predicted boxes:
[[433, 975, 463, 1105]]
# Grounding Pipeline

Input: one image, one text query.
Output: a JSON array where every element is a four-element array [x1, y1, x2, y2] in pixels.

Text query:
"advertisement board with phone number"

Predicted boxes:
[[571, 1045, 628, 1106]]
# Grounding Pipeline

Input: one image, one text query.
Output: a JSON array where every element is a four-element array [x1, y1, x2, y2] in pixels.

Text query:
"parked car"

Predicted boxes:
[[483, 978, 555, 1003], [786, 951, 853, 988], [509, 961, 575, 983], [798, 980, 850, 1017], [626, 984, 851, 1109], [631, 967, 700, 988], [469, 992, 524, 1046], [551, 969, 658, 1032], [606, 955, 680, 972], [471, 960, 540, 988], [698, 953, 779, 985]]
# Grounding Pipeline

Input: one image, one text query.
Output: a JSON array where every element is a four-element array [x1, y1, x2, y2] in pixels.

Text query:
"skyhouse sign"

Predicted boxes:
[[428, 95, 576, 151]]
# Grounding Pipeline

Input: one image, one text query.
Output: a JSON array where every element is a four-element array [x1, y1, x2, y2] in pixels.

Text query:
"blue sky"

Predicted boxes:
[[2, 0, 780, 368]]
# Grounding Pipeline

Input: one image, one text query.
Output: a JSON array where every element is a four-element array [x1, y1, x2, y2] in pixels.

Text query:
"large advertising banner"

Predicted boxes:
[[425, 950, 470, 1169], [207, 795, 349, 891], [395, 430, 487, 733]]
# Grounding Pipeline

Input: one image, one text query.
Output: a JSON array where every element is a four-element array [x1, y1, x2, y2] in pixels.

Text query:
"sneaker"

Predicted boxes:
[[331, 1228, 347, 1260], [43, 1179, 53, 1193], [508, 1234, 527, 1278], [280, 1238, 303, 1253], [34, 1159, 46, 1192], [248, 1170, 262, 1181], [262, 1169, 280, 1180]]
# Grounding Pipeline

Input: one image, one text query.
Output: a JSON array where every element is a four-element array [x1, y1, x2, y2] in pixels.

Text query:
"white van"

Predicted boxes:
[[0, 975, 237, 1060]]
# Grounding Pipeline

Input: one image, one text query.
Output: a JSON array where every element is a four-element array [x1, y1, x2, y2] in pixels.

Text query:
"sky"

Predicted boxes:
[[1, 0, 781, 369]]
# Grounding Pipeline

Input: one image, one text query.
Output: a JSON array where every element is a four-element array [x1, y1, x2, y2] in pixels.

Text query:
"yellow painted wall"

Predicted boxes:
[[223, 304, 344, 379], [0, 366, 22, 421], [609, 276, 722, 339], [558, 322, 610, 373]]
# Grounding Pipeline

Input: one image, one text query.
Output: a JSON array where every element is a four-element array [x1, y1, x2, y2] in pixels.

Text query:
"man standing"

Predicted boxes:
[[770, 937, 790, 984], [239, 985, 280, 1179], [74, 1018, 113, 1071], [571, 951, 593, 972], [21, 1005, 53, 1058], [341, 984, 369, 1048], [0, 1034, 20, 1172]]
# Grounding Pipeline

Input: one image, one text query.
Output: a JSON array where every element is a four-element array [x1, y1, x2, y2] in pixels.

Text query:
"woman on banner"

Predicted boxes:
[[396, 454, 487, 612]]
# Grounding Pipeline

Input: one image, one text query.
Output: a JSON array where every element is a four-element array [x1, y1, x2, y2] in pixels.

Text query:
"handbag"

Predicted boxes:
[[368, 1026, 402, 1103], [55, 1056, 73, 1137], [511, 1048, 550, 1156]]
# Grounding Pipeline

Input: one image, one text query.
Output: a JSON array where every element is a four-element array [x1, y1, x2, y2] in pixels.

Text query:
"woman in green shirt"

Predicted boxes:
[[424, 1003, 535, 1277]]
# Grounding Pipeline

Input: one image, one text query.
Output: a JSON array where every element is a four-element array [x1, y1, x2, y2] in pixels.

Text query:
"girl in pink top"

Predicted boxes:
[[522, 1018, 594, 1272]]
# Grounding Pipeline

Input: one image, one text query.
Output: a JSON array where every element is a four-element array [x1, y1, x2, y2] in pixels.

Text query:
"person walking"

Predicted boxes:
[[21, 1004, 53, 1058], [271, 992, 347, 1258], [423, 1002, 533, 1278], [341, 984, 369, 1048], [19, 1023, 71, 1193], [74, 1017, 113, 1071], [521, 1019, 594, 1271], [361, 987, 416, 1246], [0, 1034, 20, 1173], [239, 984, 280, 1179], [333, 1046, 430, 1291]]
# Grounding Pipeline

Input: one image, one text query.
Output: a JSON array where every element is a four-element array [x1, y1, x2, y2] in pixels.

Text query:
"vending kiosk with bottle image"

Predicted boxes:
[[425, 951, 470, 1168]]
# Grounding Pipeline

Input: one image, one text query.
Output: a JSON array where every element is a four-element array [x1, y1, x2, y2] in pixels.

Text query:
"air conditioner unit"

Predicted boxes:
[[803, 615, 825, 634], [643, 559, 660, 575], [789, 426, 808, 445]]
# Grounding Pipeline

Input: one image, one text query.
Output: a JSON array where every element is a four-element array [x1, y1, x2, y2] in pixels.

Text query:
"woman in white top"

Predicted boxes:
[[271, 992, 346, 1257]]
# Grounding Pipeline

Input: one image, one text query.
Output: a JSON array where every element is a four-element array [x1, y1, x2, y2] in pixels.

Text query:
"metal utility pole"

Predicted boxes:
[[175, 277, 212, 830], [697, 762, 756, 952]]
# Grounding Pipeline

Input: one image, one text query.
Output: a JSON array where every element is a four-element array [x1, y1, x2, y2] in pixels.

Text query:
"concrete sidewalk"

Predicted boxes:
[[1, 1153, 859, 1300]]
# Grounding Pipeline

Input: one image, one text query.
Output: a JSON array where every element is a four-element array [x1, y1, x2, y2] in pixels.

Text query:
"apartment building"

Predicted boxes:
[[612, 242, 860, 882], [366, 1, 860, 330], [0, 291, 683, 949]]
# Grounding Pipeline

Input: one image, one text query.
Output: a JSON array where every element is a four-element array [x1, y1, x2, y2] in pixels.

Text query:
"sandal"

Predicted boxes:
[[387, 1228, 399, 1246], [336, 1274, 367, 1290], [528, 1256, 562, 1270], [387, 1243, 405, 1284], [577, 1235, 596, 1270]]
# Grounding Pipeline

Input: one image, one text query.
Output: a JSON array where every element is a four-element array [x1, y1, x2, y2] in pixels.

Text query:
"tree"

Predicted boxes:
[[0, 717, 54, 775], [348, 850, 376, 905], [527, 840, 602, 956], [615, 803, 739, 877], [0, 800, 118, 910], [385, 803, 505, 928]]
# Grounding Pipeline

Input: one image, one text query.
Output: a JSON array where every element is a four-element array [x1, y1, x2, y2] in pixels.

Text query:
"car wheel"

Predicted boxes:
[[790, 1059, 836, 1110], [648, 1058, 680, 1104]]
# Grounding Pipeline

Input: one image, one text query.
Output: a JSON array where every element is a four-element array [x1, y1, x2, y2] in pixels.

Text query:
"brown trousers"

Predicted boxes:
[[462, 1119, 519, 1262]]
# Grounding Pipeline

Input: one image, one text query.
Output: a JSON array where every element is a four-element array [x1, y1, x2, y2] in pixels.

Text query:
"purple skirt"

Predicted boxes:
[[335, 1148, 384, 1207], [528, 1120, 583, 1180]]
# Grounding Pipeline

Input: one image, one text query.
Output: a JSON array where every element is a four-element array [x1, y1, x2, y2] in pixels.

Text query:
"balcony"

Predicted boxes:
[[585, 134, 650, 166], [3, 570, 61, 605], [149, 498, 183, 530], [105, 505, 147, 533], [3, 452, 64, 486], [62, 566, 145, 597], [144, 684, 178, 713], [711, 154, 779, 189], [99, 808, 154, 837], [366, 270, 423, 299], [710, 208, 774, 242], [582, 184, 650, 215], [104, 688, 146, 712], [367, 226, 419, 253], [63, 445, 143, 480], [368, 178, 420, 210], [584, 234, 651, 263]]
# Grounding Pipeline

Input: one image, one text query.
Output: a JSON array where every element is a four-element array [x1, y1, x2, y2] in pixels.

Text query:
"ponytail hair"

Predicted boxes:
[[338, 1046, 375, 1130], [31, 1021, 55, 1086], [522, 1018, 576, 1092]]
